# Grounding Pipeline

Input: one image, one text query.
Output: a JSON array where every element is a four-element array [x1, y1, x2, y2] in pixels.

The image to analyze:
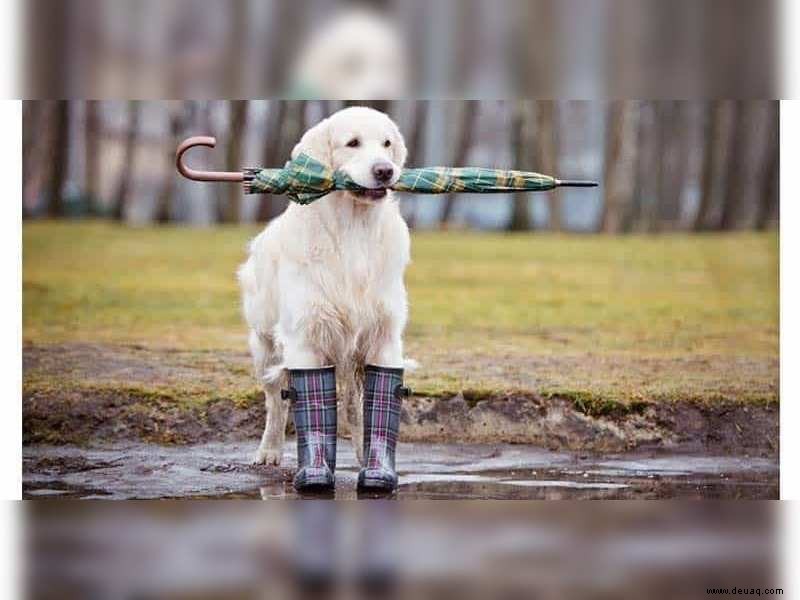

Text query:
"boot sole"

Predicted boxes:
[[293, 473, 335, 491], [294, 482, 335, 493], [357, 476, 397, 492]]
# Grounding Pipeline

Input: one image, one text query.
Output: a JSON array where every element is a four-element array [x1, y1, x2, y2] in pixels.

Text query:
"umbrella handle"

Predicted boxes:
[[176, 136, 244, 182]]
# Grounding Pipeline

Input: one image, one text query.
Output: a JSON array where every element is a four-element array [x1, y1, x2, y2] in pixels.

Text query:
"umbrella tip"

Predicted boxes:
[[556, 180, 599, 188]]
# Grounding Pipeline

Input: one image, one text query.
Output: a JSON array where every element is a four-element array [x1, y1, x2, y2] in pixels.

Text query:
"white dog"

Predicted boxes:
[[238, 106, 411, 466]]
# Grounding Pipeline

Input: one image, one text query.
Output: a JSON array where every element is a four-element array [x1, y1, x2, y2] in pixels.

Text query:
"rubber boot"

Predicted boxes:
[[284, 366, 337, 491], [357, 365, 411, 492]]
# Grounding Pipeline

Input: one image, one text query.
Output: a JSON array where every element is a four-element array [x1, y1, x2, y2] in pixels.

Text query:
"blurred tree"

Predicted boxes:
[[601, 101, 640, 233], [631, 101, 662, 232], [257, 101, 287, 222], [46, 101, 71, 218], [404, 101, 429, 228], [508, 101, 532, 231], [720, 101, 746, 230], [317, 101, 334, 118], [155, 103, 187, 224], [756, 102, 779, 230], [22, 102, 44, 218], [111, 101, 141, 221], [279, 101, 308, 168], [22, 103, 40, 184], [440, 101, 478, 226], [84, 101, 101, 215], [344, 101, 392, 113], [656, 102, 689, 230], [257, 101, 304, 222], [533, 101, 560, 231], [694, 101, 727, 231], [220, 101, 249, 223], [406, 101, 428, 167]]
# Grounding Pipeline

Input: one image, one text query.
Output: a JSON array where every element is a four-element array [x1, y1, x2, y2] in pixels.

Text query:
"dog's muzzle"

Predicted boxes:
[[353, 188, 388, 200]]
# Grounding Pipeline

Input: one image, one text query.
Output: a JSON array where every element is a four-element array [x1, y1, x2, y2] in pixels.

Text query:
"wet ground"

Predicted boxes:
[[23, 441, 778, 499]]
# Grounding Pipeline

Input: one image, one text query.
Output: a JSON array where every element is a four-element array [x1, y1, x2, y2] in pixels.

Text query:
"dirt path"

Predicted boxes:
[[23, 343, 778, 456]]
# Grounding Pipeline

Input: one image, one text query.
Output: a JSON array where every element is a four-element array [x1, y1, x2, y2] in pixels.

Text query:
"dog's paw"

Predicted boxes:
[[252, 446, 283, 466]]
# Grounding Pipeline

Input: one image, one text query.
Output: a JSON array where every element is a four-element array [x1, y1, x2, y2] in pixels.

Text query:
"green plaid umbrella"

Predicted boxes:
[[243, 153, 596, 205]]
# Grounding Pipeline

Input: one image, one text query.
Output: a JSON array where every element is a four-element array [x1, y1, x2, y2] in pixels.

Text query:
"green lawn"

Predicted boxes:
[[23, 221, 779, 405]]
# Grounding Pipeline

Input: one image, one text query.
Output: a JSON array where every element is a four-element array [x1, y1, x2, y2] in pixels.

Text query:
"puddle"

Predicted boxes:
[[22, 441, 778, 499]]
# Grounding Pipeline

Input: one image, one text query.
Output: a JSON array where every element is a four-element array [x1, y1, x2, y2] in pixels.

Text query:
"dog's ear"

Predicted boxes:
[[292, 117, 332, 166], [390, 121, 408, 168]]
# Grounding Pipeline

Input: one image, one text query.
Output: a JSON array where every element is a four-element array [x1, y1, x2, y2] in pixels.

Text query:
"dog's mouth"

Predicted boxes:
[[353, 188, 388, 200]]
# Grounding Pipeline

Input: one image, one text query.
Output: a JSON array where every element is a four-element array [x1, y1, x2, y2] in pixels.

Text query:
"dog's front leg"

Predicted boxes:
[[248, 331, 288, 466], [254, 379, 288, 465]]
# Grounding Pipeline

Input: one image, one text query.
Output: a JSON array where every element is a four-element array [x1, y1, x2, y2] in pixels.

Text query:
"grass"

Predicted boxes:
[[23, 221, 779, 406]]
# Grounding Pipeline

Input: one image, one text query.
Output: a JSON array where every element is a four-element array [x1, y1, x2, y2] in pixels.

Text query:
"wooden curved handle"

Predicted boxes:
[[176, 136, 244, 182]]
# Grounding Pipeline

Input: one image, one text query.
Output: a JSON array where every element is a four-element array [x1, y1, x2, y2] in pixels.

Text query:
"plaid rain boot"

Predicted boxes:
[[357, 365, 411, 492], [284, 367, 338, 491]]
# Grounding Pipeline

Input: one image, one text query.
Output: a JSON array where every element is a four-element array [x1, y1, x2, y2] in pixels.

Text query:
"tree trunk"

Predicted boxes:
[[628, 101, 659, 232], [112, 101, 141, 222], [84, 100, 100, 215], [508, 101, 531, 231], [694, 101, 726, 230], [404, 101, 429, 228], [344, 100, 391, 113], [22, 102, 40, 184], [220, 101, 249, 223], [440, 101, 478, 226], [656, 101, 689, 231], [22, 102, 43, 218], [155, 103, 186, 224], [533, 101, 560, 231], [46, 100, 70, 218], [719, 101, 745, 230], [257, 101, 290, 222], [23, 101, 57, 217], [600, 101, 640, 233], [755, 101, 779, 230]]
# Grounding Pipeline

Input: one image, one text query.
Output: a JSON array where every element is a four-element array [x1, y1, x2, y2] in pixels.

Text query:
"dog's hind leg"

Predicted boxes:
[[250, 331, 288, 466], [338, 362, 364, 465]]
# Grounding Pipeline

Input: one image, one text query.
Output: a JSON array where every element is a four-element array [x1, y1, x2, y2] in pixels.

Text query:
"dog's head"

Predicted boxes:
[[292, 106, 407, 205]]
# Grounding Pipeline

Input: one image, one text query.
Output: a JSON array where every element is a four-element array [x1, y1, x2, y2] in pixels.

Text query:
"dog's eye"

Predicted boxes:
[[346, 138, 360, 148], [384, 140, 392, 148]]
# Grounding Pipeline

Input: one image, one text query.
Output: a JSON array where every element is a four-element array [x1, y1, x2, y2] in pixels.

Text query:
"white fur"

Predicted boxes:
[[291, 9, 408, 99], [239, 107, 411, 466]]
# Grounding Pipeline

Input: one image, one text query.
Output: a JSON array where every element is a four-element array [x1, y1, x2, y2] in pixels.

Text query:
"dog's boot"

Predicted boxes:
[[357, 365, 410, 492], [285, 366, 337, 491]]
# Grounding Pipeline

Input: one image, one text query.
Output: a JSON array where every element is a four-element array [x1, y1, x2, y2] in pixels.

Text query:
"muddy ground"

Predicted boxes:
[[22, 343, 779, 499], [23, 343, 778, 456]]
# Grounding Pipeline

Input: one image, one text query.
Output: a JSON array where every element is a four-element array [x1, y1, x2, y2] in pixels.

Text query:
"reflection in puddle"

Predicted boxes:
[[23, 440, 778, 500], [25, 501, 780, 598]]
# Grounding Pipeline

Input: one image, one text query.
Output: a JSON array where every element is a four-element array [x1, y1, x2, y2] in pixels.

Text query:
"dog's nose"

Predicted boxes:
[[372, 162, 394, 184]]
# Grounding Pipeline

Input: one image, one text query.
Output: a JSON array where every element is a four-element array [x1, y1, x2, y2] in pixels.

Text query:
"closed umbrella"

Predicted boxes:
[[177, 136, 597, 205]]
